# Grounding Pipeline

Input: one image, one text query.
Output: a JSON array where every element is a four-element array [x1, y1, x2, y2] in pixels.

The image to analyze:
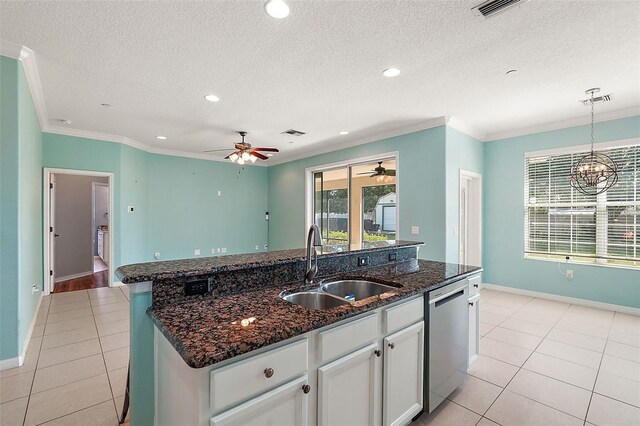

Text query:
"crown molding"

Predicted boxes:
[[485, 106, 640, 142], [0, 40, 23, 59], [267, 117, 448, 166], [445, 116, 487, 141]]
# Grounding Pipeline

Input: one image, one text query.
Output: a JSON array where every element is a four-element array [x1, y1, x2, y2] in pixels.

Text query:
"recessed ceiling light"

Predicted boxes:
[[382, 68, 400, 77], [156, 136, 167, 140], [339, 131, 349, 135], [289, 141, 294, 144], [506, 69, 517, 75], [204, 94, 220, 102], [101, 103, 111, 107], [60, 119, 72, 125], [264, 0, 290, 18]]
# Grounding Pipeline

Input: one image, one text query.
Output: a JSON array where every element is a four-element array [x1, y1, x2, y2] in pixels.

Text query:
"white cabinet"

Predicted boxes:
[[383, 321, 424, 426], [468, 294, 480, 366], [97, 230, 109, 265], [211, 376, 309, 426], [318, 343, 382, 426]]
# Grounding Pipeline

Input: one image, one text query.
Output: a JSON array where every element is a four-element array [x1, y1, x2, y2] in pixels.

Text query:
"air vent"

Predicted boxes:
[[580, 94, 614, 106], [474, 0, 525, 18], [281, 129, 306, 136]]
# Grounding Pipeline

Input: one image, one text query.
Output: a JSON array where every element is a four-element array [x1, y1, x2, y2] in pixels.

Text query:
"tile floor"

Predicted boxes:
[[0, 286, 130, 426], [418, 288, 640, 426]]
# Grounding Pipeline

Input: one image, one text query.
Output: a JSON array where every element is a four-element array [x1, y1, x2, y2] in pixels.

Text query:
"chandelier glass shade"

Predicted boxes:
[[569, 88, 618, 196]]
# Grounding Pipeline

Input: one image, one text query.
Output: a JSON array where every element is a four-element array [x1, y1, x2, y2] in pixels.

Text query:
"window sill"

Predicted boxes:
[[523, 254, 640, 271]]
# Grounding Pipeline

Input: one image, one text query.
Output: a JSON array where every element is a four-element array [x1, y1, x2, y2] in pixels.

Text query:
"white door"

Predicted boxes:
[[318, 343, 382, 426], [211, 376, 309, 426], [383, 321, 424, 426], [459, 170, 482, 267], [48, 173, 57, 293]]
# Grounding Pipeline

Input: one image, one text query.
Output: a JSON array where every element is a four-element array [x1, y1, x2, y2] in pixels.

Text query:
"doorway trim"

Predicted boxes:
[[458, 169, 482, 267], [43, 168, 115, 295]]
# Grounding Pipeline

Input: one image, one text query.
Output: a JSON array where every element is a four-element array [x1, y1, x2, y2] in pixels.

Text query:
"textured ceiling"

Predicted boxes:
[[1, 1, 639, 164]]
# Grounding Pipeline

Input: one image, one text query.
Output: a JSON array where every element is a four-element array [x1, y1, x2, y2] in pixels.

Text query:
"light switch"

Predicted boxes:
[[217, 191, 222, 196], [127, 206, 134, 213], [411, 226, 419, 235], [194, 249, 200, 255]]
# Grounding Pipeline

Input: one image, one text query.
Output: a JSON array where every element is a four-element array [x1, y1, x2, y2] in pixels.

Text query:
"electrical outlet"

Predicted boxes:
[[154, 252, 160, 260], [127, 206, 135, 213], [217, 191, 222, 196], [388, 252, 397, 262], [264, 244, 268, 250], [211, 248, 216, 254], [566, 270, 574, 280], [255, 245, 259, 250], [31, 284, 39, 294], [216, 248, 221, 253], [357, 256, 370, 267], [184, 278, 210, 296], [411, 226, 419, 235], [221, 247, 227, 253], [194, 249, 201, 256]]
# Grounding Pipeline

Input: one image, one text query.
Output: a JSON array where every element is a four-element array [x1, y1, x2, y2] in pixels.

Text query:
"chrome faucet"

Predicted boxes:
[[304, 225, 323, 284]]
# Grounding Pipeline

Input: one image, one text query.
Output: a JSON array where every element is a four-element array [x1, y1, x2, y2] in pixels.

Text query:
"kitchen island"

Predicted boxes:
[[116, 241, 481, 426]]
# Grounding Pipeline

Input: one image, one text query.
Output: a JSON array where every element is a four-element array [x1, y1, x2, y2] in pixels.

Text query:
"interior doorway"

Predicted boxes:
[[459, 170, 482, 267], [44, 168, 114, 295]]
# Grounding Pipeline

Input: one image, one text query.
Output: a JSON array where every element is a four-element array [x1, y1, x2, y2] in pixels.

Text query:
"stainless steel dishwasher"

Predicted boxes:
[[426, 279, 469, 413]]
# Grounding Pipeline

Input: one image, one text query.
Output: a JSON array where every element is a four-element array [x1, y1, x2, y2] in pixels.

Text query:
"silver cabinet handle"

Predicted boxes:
[[469, 301, 474, 306], [473, 283, 479, 288], [302, 384, 311, 394], [374, 349, 382, 357], [264, 368, 274, 378], [388, 343, 395, 349]]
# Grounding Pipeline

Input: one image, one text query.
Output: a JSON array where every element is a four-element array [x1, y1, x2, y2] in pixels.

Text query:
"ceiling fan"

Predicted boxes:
[[204, 131, 279, 164], [357, 162, 396, 179]]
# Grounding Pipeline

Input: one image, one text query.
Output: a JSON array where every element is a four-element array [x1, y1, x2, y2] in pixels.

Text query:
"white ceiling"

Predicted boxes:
[[1, 1, 639, 165]]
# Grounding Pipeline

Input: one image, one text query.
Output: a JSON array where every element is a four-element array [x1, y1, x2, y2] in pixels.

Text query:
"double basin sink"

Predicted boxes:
[[281, 280, 399, 310]]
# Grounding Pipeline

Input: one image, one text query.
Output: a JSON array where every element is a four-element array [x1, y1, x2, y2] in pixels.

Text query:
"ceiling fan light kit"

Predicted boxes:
[[204, 131, 279, 165], [569, 88, 619, 196]]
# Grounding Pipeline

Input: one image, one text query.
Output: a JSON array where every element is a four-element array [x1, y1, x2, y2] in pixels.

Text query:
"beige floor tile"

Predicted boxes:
[[24, 374, 112, 426], [31, 324, 45, 338], [0, 351, 38, 379], [476, 418, 500, 426], [448, 374, 502, 415], [119, 286, 131, 301], [523, 352, 598, 390], [32, 353, 106, 394], [523, 298, 570, 313], [485, 326, 543, 351], [479, 322, 495, 337], [546, 328, 607, 352], [468, 355, 519, 387], [481, 303, 518, 317], [0, 370, 34, 403], [488, 293, 533, 310], [555, 318, 610, 339], [93, 302, 130, 315], [594, 372, 640, 407], [500, 317, 553, 337], [100, 331, 130, 352], [510, 309, 561, 326], [586, 393, 640, 426], [114, 396, 128, 423], [104, 347, 129, 371], [88, 287, 126, 300], [50, 291, 88, 305], [506, 369, 592, 419], [26, 336, 42, 354], [566, 304, 614, 320], [609, 328, 640, 348], [44, 315, 95, 335], [0, 396, 28, 425], [94, 309, 130, 324], [562, 312, 613, 329], [48, 299, 92, 314], [47, 307, 93, 323], [108, 367, 128, 398], [35, 310, 48, 326], [599, 354, 640, 382], [90, 294, 128, 307], [536, 339, 603, 369], [479, 289, 501, 301], [37, 338, 102, 369], [97, 319, 130, 337], [605, 340, 640, 363], [480, 311, 509, 326], [485, 390, 583, 426], [41, 400, 119, 426], [417, 400, 481, 426], [41, 325, 98, 350], [480, 337, 533, 367]]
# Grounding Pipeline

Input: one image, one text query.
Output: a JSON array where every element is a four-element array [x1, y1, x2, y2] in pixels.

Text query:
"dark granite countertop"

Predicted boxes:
[[148, 259, 481, 369], [115, 240, 422, 284]]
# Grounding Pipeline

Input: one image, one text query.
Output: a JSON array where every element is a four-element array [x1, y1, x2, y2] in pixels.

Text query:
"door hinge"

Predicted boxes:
[[50, 227, 53, 232], [49, 270, 53, 276], [49, 183, 53, 189]]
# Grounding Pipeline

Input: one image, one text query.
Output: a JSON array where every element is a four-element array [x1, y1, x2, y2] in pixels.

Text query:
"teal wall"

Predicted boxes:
[[483, 116, 640, 308], [0, 56, 43, 360], [267, 127, 447, 261], [445, 126, 484, 264]]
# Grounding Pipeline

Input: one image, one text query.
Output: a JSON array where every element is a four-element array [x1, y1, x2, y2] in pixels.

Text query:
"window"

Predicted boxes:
[[524, 143, 639, 268]]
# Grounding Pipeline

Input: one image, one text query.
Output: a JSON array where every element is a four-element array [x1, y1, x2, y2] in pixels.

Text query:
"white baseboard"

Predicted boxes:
[[0, 292, 43, 371], [482, 283, 640, 315], [112, 281, 124, 287], [54, 270, 93, 283]]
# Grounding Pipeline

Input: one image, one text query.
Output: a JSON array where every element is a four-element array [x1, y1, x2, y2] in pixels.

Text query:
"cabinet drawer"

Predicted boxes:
[[319, 313, 377, 364], [210, 339, 308, 414], [468, 275, 481, 296], [384, 296, 423, 334]]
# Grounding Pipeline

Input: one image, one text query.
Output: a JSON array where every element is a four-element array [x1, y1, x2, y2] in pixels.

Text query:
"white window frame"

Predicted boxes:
[[523, 137, 640, 270]]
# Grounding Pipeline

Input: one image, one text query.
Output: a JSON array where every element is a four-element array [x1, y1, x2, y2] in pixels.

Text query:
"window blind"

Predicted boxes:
[[524, 144, 639, 268]]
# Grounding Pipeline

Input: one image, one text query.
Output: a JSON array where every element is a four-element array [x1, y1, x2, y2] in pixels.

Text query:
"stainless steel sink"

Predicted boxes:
[[280, 291, 350, 310], [320, 280, 397, 301]]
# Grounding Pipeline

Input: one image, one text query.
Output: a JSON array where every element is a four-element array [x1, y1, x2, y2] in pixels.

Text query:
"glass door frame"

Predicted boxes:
[[304, 151, 400, 247]]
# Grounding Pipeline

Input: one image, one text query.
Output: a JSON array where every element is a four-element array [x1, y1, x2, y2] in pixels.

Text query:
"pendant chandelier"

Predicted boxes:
[[569, 88, 618, 196]]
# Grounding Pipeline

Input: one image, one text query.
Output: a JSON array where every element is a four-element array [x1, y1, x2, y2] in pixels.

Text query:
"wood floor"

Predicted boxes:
[[53, 270, 109, 293]]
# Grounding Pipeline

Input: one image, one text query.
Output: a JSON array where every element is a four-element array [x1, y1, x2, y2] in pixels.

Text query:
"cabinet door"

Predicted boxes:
[[468, 294, 480, 366], [383, 321, 424, 426], [318, 343, 381, 426], [210, 376, 308, 426]]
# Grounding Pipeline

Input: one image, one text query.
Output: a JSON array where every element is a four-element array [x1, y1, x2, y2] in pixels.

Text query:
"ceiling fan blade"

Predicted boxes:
[[203, 149, 232, 153], [356, 170, 375, 175], [223, 151, 239, 159], [370, 173, 379, 178], [251, 151, 269, 160], [251, 147, 279, 152], [385, 170, 396, 176]]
